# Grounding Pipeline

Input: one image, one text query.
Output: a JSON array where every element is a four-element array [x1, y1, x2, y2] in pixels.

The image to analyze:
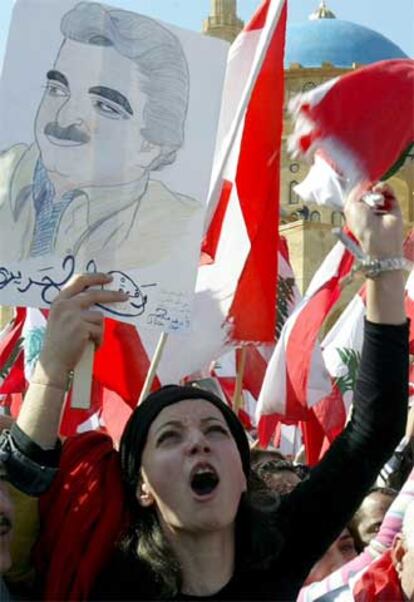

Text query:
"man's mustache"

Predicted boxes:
[[44, 121, 90, 144]]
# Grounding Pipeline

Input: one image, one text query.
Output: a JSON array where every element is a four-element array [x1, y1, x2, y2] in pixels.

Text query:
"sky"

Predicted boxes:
[[0, 0, 413, 65]]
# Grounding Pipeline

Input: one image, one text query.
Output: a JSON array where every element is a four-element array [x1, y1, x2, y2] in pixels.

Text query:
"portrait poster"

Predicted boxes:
[[0, 0, 229, 333]]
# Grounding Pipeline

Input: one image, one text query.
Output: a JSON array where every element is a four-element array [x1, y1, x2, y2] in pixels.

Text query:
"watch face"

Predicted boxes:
[[361, 258, 381, 279]]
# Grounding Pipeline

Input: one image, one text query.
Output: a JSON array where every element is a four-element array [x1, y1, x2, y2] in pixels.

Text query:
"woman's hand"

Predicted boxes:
[[344, 183, 407, 325], [38, 273, 128, 386], [344, 183, 404, 259]]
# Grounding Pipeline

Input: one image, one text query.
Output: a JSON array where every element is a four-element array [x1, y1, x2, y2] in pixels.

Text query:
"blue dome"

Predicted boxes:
[[285, 19, 408, 68]]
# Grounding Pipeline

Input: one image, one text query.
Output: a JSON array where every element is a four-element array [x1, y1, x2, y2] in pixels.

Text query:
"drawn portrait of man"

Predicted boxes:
[[0, 1, 202, 270]]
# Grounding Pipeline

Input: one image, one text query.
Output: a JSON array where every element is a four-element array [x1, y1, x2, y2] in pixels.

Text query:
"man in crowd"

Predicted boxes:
[[0, 414, 51, 601], [350, 486, 397, 551]]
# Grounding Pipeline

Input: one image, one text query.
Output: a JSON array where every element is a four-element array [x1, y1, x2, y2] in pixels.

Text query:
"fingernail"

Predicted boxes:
[[105, 274, 113, 281]]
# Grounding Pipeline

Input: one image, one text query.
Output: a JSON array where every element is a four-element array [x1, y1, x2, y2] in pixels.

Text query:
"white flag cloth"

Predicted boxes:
[[321, 292, 365, 414]]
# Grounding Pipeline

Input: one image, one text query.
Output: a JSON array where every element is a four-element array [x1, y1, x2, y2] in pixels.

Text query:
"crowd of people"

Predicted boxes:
[[0, 187, 412, 601]]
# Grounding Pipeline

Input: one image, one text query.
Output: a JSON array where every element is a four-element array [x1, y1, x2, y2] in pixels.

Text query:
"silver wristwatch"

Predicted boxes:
[[332, 228, 413, 280], [355, 256, 412, 279]]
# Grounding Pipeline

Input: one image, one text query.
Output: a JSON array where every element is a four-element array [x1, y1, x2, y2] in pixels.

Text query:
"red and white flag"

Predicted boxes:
[[306, 230, 414, 449], [256, 240, 355, 441], [210, 239, 301, 431], [288, 59, 414, 208], [135, 0, 288, 384], [322, 230, 414, 414], [273, 422, 303, 458], [321, 291, 365, 415], [199, 0, 287, 344]]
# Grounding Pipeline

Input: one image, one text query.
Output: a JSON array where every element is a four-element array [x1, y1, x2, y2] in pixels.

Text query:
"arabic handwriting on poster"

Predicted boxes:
[[146, 289, 191, 331], [0, 254, 76, 304], [86, 260, 156, 317], [0, 256, 157, 318]]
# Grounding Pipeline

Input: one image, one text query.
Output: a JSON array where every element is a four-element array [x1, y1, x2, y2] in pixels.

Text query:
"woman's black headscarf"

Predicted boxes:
[[120, 384, 250, 497]]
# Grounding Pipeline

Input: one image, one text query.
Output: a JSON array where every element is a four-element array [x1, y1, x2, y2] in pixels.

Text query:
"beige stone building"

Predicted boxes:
[[203, 0, 244, 42], [204, 0, 413, 328]]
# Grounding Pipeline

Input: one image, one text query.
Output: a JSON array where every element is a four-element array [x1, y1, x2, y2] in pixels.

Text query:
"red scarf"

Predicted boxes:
[[34, 431, 129, 601]]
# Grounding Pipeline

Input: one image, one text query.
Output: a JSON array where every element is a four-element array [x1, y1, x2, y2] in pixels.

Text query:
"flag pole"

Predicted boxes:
[[232, 346, 247, 414], [71, 341, 94, 409], [138, 331, 169, 405]]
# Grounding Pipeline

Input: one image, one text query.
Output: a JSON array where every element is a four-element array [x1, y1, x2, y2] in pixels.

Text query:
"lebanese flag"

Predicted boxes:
[[200, 0, 287, 344], [307, 291, 367, 447], [22, 307, 47, 382], [210, 239, 301, 432], [321, 228, 414, 423], [288, 59, 414, 208], [124, 0, 288, 385], [322, 291, 365, 414], [256, 240, 355, 439], [304, 232, 414, 453]]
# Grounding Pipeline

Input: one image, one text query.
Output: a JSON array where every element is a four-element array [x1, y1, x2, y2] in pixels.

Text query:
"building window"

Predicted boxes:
[[297, 205, 310, 220], [310, 210, 321, 223], [302, 81, 316, 92], [331, 211, 345, 226], [289, 181, 300, 205]]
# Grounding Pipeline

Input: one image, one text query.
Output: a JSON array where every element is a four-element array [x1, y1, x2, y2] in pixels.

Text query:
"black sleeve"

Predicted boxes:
[[0, 423, 61, 496], [275, 319, 409, 585]]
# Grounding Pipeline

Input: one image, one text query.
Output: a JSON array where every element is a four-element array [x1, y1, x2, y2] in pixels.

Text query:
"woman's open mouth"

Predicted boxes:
[[190, 465, 220, 497]]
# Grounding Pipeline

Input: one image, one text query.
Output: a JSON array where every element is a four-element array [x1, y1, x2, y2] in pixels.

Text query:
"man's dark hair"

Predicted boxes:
[[250, 448, 286, 469], [254, 459, 298, 479], [61, 2, 189, 171]]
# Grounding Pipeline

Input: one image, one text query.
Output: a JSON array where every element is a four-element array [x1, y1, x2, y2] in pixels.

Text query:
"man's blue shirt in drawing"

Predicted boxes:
[[0, 143, 200, 268], [30, 160, 76, 257]]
